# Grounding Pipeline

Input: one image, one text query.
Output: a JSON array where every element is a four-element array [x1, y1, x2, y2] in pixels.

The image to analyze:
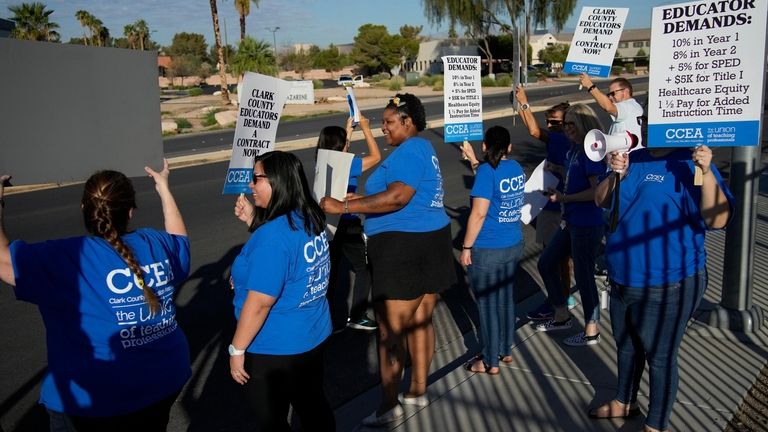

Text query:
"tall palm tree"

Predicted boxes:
[[89, 17, 104, 46], [229, 36, 277, 77], [209, 0, 230, 104], [132, 19, 150, 50], [234, 0, 259, 42], [8, 2, 60, 42], [74, 9, 92, 45], [123, 24, 137, 49]]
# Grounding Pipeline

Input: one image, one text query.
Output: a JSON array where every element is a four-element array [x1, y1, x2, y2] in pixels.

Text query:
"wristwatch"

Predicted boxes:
[[228, 344, 245, 356], [520, 103, 530, 111]]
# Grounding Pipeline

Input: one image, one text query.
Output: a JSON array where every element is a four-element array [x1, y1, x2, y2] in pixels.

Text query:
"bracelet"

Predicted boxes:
[[587, 84, 596, 93], [343, 199, 349, 214], [462, 245, 473, 250]]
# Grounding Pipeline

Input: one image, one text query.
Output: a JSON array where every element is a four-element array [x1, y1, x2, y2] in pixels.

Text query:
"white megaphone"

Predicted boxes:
[[584, 130, 641, 162]]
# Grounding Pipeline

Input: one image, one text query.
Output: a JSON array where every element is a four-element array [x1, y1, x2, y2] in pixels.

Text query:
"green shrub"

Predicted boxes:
[[611, 66, 624, 76], [188, 88, 203, 97], [406, 77, 420, 86], [380, 72, 391, 80], [625, 63, 635, 74], [175, 118, 192, 129], [202, 109, 223, 127], [496, 74, 512, 87], [371, 74, 381, 82], [172, 85, 186, 90], [313, 79, 323, 89], [388, 76, 404, 91], [432, 78, 444, 91], [481, 76, 497, 87]]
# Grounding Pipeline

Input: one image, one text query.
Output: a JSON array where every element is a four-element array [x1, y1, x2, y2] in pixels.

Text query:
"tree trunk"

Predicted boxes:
[[210, 0, 230, 104], [240, 14, 246, 42], [483, 38, 493, 77], [140, 34, 145, 51]]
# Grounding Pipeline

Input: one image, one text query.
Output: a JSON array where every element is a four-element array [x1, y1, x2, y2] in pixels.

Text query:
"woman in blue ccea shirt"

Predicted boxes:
[[534, 104, 606, 347], [0, 162, 191, 431], [316, 115, 381, 332], [229, 151, 335, 431], [460, 126, 525, 375], [591, 145, 733, 432], [320, 93, 455, 426]]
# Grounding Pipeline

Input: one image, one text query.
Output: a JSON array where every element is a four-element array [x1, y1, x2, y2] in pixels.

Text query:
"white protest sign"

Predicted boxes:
[[521, 160, 560, 224], [313, 149, 355, 202], [442, 55, 483, 142], [648, 0, 766, 147], [223, 72, 291, 194], [286, 80, 314, 105], [563, 7, 628, 77], [346, 87, 360, 125]]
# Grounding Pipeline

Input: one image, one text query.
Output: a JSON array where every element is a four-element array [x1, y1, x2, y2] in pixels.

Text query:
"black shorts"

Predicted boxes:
[[367, 224, 456, 301]]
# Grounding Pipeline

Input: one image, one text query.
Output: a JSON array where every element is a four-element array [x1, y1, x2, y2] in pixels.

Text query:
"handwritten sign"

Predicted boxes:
[[223, 72, 291, 194], [442, 55, 483, 142], [563, 7, 628, 77], [647, 0, 766, 147]]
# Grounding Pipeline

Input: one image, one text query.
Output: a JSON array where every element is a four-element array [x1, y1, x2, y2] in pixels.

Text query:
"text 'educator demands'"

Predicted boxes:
[[223, 72, 291, 194], [563, 7, 628, 77], [648, 0, 766, 147], [442, 55, 483, 143]]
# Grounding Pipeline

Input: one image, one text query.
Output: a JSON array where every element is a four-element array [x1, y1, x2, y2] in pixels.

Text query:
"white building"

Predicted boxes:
[[404, 38, 479, 75]]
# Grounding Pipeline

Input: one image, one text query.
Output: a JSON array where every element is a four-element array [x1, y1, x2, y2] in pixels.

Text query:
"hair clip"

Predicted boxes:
[[389, 97, 406, 108]]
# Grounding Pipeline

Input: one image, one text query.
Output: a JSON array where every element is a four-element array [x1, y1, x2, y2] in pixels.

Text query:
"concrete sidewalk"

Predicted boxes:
[[332, 195, 768, 430]]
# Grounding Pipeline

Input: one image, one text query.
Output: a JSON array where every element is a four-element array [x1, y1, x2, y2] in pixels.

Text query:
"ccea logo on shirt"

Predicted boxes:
[[106, 260, 174, 295], [499, 174, 525, 193], [303, 231, 329, 263], [644, 173, 665, 183]]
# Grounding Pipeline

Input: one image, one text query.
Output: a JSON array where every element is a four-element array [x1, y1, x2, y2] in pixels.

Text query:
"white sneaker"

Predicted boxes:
[[398, 393, 429, 407], [361, 404, 404, 426]]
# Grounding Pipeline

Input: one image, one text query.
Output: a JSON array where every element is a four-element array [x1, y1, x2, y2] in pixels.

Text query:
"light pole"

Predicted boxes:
[[265, 26, 280, 58]]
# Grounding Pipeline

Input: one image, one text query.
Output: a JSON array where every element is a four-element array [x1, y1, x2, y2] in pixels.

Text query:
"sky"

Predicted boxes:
[[1, 0, 681, 50]]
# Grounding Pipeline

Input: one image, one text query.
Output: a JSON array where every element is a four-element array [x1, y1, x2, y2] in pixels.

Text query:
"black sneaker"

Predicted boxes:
[[347, 315, 377, 331]]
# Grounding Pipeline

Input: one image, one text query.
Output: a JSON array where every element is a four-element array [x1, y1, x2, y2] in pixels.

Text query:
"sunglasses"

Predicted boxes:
[[546, 119, 563, 125], [607, 88, 626, 98], [253, 173, 268, 182]]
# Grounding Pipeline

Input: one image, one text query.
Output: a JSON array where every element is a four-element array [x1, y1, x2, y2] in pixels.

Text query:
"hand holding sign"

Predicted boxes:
[[692, 145, 712, 186]]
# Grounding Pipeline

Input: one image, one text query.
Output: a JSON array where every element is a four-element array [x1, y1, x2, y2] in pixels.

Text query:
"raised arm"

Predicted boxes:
[[0, 175, 15, 286], [145, 159, 187, 236], [579, 73, 618, 116], [356, 115, 381, 171], [515, 86, 548, 141]]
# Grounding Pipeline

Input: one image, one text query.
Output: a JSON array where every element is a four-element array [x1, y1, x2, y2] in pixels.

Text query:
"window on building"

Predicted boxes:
[[633, 41, 643, 47], [619, 42, 628, 48]]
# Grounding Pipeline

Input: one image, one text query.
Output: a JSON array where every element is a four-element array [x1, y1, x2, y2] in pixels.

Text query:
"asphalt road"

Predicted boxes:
[[0, 78, 680, 432]]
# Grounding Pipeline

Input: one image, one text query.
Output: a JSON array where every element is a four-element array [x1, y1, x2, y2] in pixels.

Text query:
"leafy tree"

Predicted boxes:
[[8, 2, 60, 42], [208, 44, 235, 65], [168, 54, 201, 86], [209, 0, 230, 103], [538, 43, 568, 65], [279, 47, 313, 78], [398, 25, 422, 61], [169, 32, 208, 63], [234, 0, 259, 42], [313, 44, 349, 73], [352, 24, 402, 74], [230, 36, 277, 77], [636, 48, 647, 58]]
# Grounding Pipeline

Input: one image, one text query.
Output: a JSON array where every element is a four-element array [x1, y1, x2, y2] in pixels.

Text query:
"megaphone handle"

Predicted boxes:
[[693, 166, 703, 186]]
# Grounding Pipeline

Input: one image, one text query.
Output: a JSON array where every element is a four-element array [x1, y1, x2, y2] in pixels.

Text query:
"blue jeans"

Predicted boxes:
[[538, 224, 603, 323], [609, 270, 707, 430], [467, 243, 524, 368]]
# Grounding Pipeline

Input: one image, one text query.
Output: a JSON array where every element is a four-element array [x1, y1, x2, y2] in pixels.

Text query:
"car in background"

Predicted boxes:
[[337, 75, 370, 88]]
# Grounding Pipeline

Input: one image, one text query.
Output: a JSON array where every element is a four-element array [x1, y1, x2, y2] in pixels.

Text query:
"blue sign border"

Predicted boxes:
[[444, 122, 484, 143], [222, 168, 253, 195], [647, 120, 760, 148], [563, 62, 611, 78]]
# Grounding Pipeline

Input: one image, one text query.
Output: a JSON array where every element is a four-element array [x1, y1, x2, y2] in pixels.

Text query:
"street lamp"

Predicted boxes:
[[265, 26, 280, 57]]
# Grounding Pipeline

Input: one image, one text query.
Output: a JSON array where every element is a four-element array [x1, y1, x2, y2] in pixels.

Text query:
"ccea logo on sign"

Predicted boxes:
[[665, 128, 703, 140], [445, 124, 469, 135], [571, 64, 589, 72]]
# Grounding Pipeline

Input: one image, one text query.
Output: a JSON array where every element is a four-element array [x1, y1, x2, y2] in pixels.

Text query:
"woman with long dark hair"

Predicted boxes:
[[460, 126, 526, 374], [0, 162, 191, 431], [229, 151, 335, 431]]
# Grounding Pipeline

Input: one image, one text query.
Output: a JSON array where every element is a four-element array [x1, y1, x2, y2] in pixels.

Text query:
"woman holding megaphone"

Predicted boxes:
[[591, 145, 733, 431], [534, 104, 606, 347]]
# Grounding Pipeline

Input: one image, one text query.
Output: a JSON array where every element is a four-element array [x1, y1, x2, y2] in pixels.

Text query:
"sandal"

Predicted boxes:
[[588, 400, 641, 419], [498, 355, 513, 363], [463, 357, 500, 375]]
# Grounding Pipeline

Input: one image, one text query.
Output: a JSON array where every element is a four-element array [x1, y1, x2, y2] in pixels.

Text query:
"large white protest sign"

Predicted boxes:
[[313, 149, 354, 202], [286, 80, 314, 105], [648, 0, 766, 147], [563, 7, 628, 77], [442, 56, 483, 142], [521, 160, 560, 225], [223, 72, 291, 194]]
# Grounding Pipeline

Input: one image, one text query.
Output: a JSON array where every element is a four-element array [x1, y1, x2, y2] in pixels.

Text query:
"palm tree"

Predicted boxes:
[[8, 2, 60, 42], [74, 9, 92, 45], [230, 36, 277, 77], [209, 0, 230, 104], [123, 24, 137, 49], [89, 17, 104, 46], [132, 19, 150, 50], [234, 0, 259, 42]]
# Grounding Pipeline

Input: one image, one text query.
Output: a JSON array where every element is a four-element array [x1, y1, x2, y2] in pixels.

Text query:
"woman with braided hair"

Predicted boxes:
[[0, 161, 191, 432]]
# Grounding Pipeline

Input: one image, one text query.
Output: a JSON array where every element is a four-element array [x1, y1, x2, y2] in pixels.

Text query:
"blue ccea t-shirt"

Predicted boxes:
[[231, 213, 331, 355], [605, 149, 734, 287], [563, 148, 605, 227], [363, 136, 449, 236], [470, 159, 525, 249], [543, 132, 571, 212], [9, 229, 191, 417]]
